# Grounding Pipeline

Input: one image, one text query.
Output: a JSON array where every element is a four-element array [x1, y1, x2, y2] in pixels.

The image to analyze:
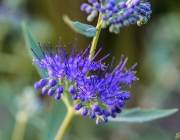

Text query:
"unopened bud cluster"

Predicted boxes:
[[81, 0, 152, 33]]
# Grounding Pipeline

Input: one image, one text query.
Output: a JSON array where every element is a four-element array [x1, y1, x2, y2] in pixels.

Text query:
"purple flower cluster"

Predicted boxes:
[[81, 0, 152, 34], [32, 39, 106, 100], [32, 39, 138, 124], [73, 55, 138, 124]]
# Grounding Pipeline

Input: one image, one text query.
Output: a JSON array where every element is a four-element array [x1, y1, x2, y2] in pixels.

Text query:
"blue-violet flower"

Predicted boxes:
[[31, 39, 138, 124]]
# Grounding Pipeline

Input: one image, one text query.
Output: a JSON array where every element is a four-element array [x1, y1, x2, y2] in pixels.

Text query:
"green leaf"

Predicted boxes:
[[0, 82, 17, 116], [22, 22, 47, 78], [109, 108, 178, 123], [63, 15, 97, 37], [43, 100, 66, 140]]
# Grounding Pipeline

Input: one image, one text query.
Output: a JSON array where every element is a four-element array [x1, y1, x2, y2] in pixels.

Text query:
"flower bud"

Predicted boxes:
[[55, 93, 61, 100], [103, 109, 110, 116], [48, 88, 55, 96], [90, 112, 96, 119], [74, 103, 82, 110], [49, 79, 57, 87], [111, 112, 116, 118], [72, 94, 78, 100], [56, 85, 63, 94], [39, 78, 48, 86], [91, 104, 99, 112], [81, 108, 88, 116], [34, 82, 41, 89], [41, 87, 48, 94]]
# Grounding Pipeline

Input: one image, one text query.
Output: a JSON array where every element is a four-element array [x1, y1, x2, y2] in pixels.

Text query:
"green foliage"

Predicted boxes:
[[43, 100, 66, 140], [63, 15, 97, 37], [0, 82, 17, 116], [22, 22, 48, 78], [109, 108, 178, 123]]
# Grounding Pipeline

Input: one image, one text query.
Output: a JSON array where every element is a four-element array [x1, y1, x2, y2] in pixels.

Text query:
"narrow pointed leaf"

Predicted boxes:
[[63, 15, 97, 37], [22, 22, 47, 78], [43, 100, 66, 140], [109, 108, 178, 123]]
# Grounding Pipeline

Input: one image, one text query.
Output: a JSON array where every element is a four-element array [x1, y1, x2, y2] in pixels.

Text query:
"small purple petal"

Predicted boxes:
[[55, 93, 61, 100], [88, 0, 96, 3], [117, 15, 123, 22], [107, 11, 113, 17], [74, 103, 82, 110], [123, 11, 130, 18], [85, 6, 93, 13], [109, 0, 116, 6], [34, 82, 41, 89], [100, 6, 106, 13], [115, 106, 122, 113], [68, 85, 76, 94], [109, 105, 116, 112], [119, 2, 127, 8], [91, 104, 99, 112], [103, 109, 111, 116], [90, 112, 96, 119], [128, 8, 134, 14], [81, 108, 88, 116], [39, 78, 48, 86], [102, 14, 108, 20], [56, 85, 63, 94], [106, 3, 113, 10], [116, 100, 125, 107], [133, 0, 140, 6], [72, 94, 78, 100], [93, 2, 101, 9], [41, 87, 48, 94], [49, 79, 57, 87], [48, 88, 55, 96], [111, 112, 116, 118], [81, 3, 88, 11], [96, 108, 103, 115], [123, 19, 130, 26], [112, 6, 119, 13]]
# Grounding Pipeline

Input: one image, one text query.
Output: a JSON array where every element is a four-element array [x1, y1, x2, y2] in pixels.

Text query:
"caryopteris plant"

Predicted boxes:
[[22, 0, 178, 140]]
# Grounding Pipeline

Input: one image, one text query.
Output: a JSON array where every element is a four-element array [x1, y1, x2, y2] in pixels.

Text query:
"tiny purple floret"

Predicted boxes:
[[34, 82, 41, 89], [109, 105, 116, 112], [39, 78, 48, 86], [48, 88, 55, 96], [91, 104, 99, 112], [103, 109, 111, 116], [41, 87, 48, 94], [56, 85, 63, 94], [72, 94, 78, 100], [49, 79, 57, 87], [68, 85, 76, 94], [74, 103, 82, 110], [119, 2, 127, 8], [55, 93, 61, 100], [81, 108, 88, 116], [111, 112, 116, 118], [90, 112, 96, 119]]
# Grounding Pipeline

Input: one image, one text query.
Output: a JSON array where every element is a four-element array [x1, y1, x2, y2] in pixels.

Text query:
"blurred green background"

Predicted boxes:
[[0, 0, 180, 140]]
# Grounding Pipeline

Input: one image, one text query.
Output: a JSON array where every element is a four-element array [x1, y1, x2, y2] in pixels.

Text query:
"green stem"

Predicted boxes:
[[54, 107, 75, 140], [65, 82, 71, 106], [89, 13, 103, 59], [54, 80, 75, 140], [11, 111, 28, 140]]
